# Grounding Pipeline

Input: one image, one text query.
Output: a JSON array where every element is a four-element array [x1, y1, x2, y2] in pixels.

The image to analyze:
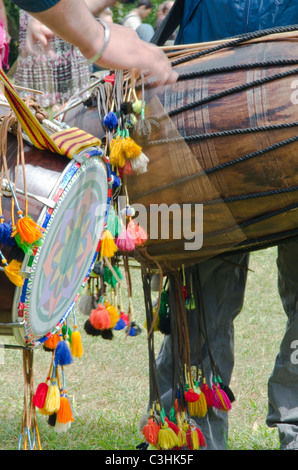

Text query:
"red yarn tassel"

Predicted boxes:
[[33, 382, 49, 409]]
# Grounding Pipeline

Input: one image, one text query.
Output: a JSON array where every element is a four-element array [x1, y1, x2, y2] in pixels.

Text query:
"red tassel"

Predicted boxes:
[[33, 382, 49, 409], [89, 303, 111, 330], [201, 381, 213, 408]]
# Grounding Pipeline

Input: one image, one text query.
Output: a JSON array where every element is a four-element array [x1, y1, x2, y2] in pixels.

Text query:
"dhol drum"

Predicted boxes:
[[0, 107, 107, 347], [63, 28, 298, 271]]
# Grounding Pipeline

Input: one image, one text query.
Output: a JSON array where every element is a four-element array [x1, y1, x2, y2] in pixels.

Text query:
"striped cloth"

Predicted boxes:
[[0, 68, 101, 158]]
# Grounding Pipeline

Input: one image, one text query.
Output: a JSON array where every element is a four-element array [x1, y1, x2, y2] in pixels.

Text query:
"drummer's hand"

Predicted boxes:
[[93, 22, 178, 87], [25, 17, 56, 58]]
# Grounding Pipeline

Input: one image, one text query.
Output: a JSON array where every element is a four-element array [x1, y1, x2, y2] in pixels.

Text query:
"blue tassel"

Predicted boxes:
[[103, 111, 118, 131], [114, 318, 126, 331], [0, 220, 16, 247], [54, 340, 73, 366], [126, 322, 142, 336]]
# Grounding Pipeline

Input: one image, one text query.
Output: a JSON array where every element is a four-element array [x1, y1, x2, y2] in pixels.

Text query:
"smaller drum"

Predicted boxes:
[[0, 116, 108, 348]]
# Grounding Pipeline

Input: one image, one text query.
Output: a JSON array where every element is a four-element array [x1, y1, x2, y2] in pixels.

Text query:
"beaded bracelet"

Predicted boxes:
[[90, 18, 111, 63]]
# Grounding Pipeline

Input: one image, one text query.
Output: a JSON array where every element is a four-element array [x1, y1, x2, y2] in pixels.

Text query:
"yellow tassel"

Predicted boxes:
[[43, 380, 60, 414], [195, 389, 207, 418], [100, 229, 118, 258], [189, 427, 200, 450], [109, 136, 126, 167], [4, 259, 24, 287], [71, 326, 84, 358], [122, 136, 142, 159], [157, 422, 180, 450], [106, 305, 120, 329]]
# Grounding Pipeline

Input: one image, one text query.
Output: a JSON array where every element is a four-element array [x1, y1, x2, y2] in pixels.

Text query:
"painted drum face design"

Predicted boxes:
[[15, 156, 107, 346]]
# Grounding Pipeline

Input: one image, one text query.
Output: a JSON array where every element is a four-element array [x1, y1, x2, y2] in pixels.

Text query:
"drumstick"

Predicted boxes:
[[13, 85, 44, 95], [162, 29, 298, 53], [164, 30, 298, 61]]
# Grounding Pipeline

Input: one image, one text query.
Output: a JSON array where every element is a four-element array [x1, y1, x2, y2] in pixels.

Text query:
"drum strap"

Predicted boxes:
[[150, 0, 184, 46], [0, 68, 101, 159]]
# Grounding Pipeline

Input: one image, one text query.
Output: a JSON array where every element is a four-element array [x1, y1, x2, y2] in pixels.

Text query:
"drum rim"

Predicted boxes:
[[11, 146, 107, 348]]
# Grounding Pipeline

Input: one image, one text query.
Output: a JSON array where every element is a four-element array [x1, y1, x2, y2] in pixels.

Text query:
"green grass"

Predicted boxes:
[[0, 247, 286, 450]]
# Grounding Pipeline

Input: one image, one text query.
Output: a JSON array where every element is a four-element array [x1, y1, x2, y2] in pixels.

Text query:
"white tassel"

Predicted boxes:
[[130, 152, 149, 174]]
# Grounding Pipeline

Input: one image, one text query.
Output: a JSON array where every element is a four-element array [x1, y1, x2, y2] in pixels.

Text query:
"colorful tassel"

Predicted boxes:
[[100, 229, 118, 258], [2, 258, 24, 287], [186, 424, 206, 450], [142, 417, 160, 445], [107, 206, 122, 238], [54, 340, 73, 366], [84, 319, 102, 336], [43, 379, 60, 414], [71, 326, 84, 358], [12, 213, 45, 245], [127, 219, 148, 246], [185, 388, 201, 416], [201, 379, 213, 408], [106, 305, 120, 329], [130, 152, 149, 175], [132, 99, 143, 114], [57, 393, 74, 425], [109, 135, 126, 168], [103, 111, 118, 131], [33, 382, 48, 409], [115, 227, 135, 252], [0, 219, 15, 246], [157, 422, 181, 450], [43, 333, 59, 352], [89, 303, 111, 330], [212, 383, 232, 412]]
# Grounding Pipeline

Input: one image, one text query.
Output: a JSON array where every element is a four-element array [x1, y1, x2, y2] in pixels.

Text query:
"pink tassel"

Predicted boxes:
[[115, 227, 135, 252], [127, 219, 148, 246]]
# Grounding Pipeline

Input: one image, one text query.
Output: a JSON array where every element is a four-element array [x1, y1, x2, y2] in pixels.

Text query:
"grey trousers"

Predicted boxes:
[[155, 239, 298, 450]]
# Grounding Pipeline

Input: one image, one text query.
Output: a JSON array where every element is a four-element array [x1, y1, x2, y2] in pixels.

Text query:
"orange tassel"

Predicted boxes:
[[12, 213, 45, 244], [142, 417, 160, 445], [44, 333, 60, 351], [57, 393, 74, 424]]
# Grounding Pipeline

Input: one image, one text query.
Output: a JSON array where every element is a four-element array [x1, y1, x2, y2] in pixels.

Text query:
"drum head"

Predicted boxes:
[[12, 151, 107, 347]]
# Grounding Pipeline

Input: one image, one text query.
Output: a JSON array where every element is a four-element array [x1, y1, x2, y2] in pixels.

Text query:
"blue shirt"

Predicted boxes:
[[10, 0, 60, 12], [175, 0, 298, 45]]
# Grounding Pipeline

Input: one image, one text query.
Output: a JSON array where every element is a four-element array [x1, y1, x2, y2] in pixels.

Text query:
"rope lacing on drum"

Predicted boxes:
[[171, 24, 298, 67]]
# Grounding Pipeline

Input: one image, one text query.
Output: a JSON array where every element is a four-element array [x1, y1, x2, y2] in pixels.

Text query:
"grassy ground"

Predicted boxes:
[[0, 247, 286, 450]]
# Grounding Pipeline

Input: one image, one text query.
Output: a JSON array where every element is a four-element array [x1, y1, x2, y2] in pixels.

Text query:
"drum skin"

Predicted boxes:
[[0, 106, 107, 344], [63, 36, 298, 270]]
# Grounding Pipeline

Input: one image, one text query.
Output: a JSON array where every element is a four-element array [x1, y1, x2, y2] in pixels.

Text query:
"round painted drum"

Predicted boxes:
[[0, 131, 107, 348]]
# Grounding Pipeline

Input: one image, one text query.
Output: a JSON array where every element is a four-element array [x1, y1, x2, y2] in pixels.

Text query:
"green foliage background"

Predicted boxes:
[[112, 0, 164, 27]]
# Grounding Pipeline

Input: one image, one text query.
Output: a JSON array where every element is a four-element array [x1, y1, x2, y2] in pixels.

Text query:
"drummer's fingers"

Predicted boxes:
[[143, 46, 178, 86]]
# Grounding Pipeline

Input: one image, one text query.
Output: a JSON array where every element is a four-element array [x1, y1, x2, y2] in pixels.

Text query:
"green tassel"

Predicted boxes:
[[107, 206, 122, 238]]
